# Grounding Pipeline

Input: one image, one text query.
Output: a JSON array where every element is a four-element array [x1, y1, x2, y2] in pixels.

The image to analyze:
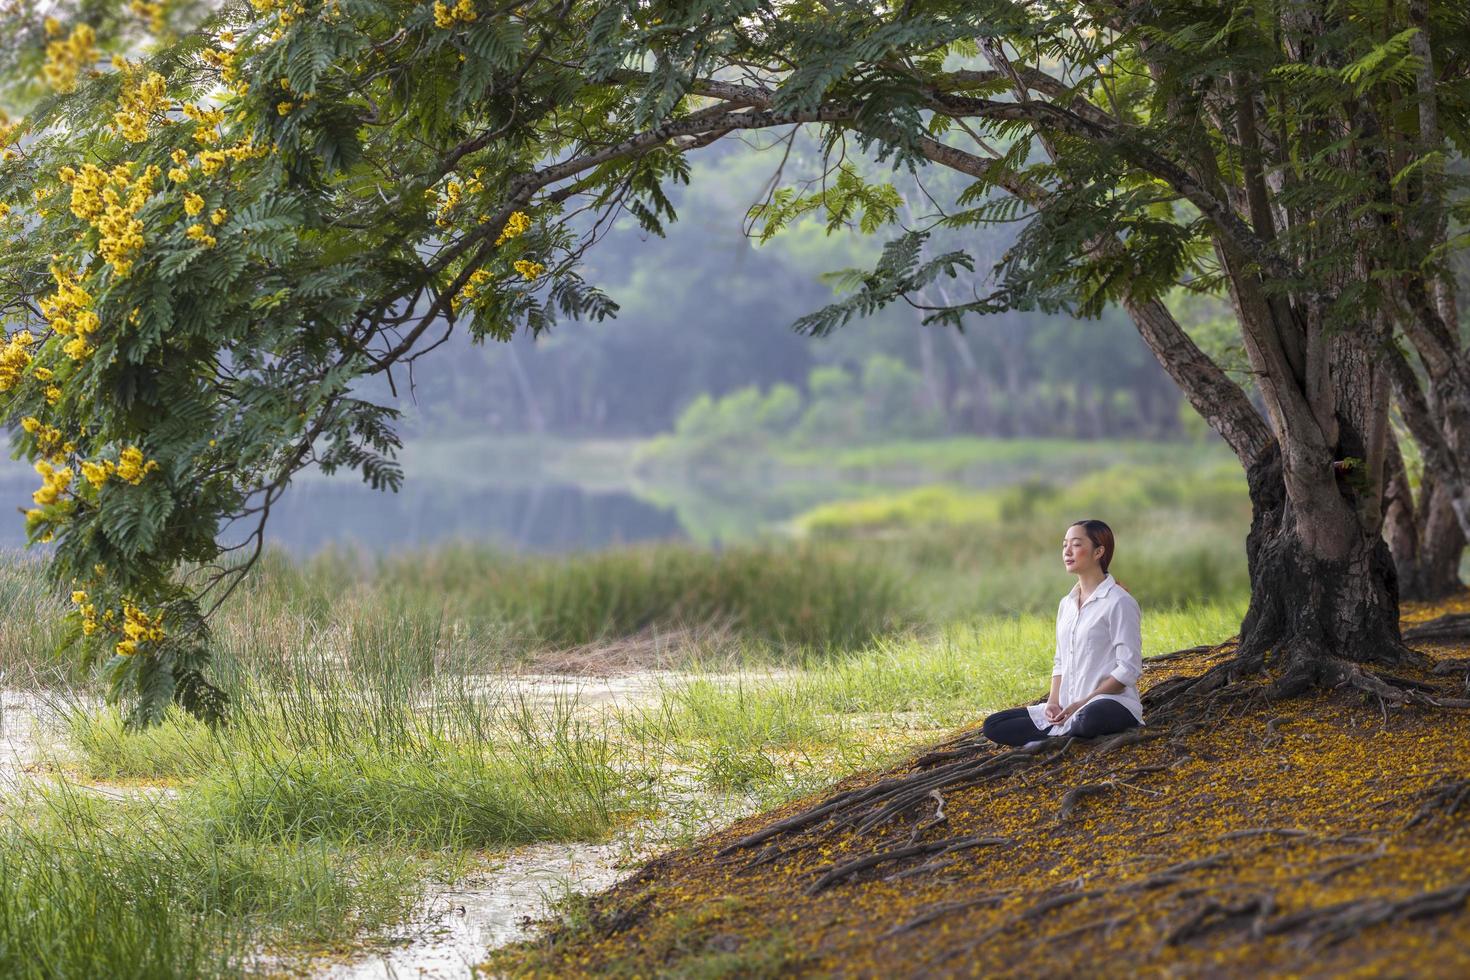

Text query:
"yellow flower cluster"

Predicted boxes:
[[513, 259, 546, 281], [116, 445, 160, 484], [495, 210, 532, 246], [71, 590, 99, 636], [19, 416, 64, 457], [184, 192, 205, 215], [0, 331, 34, 391], [201, 43, 239, 86], [183, 103, 226, 145], [42, 22, 96, 94], [116, 601, 166, 656], [31, 459, 73, 506], [80, 458, 115, 489], [452, 268, 494, 312], [186, 224, 216, 248], [432, 181, 461, 227], [59, 162, 161, 278], [37, 263, 101, 360], [433, 0, 478, 28], [112, 72, 169, 143], [0, 110, 26, 157], [196, 136, 270, 177], [130, 0, 167, 33]]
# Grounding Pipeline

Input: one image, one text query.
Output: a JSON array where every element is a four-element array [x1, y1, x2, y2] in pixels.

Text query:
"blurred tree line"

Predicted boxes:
[[395, 139, 1191, 443]]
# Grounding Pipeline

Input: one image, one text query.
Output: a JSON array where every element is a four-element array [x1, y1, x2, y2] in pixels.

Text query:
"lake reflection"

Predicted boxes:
[[0, 471, 689, 555], [265, 477, 687, 554]]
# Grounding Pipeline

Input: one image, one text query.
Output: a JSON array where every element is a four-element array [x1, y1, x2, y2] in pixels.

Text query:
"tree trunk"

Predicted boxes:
[[1385, 436, 1466, 601], [1227, 443, 1416, 700]]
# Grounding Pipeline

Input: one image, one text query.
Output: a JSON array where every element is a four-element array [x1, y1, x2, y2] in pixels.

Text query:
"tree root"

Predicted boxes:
[[881, 893, 1012, 938], [1056, 782, 1117, 824], [720, 737, 1075, 858], [1431, 658, 1470, 676], [1142, 644, 1219, 664], [1403, 613, 1470, 644], [1165, 894, 1275, 945], [1404, 778, 1470, 829], [1321, 658, 1470, 710], [805, 834, 1010, 895], [1259, 880, 1470, 949]]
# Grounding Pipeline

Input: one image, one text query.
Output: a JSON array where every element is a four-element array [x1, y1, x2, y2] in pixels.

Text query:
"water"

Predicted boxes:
[[0, 468, 689, 555]]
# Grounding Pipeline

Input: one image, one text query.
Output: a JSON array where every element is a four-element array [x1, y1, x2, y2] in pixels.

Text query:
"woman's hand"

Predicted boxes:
[[1043, 699, 1065, 725], [1058, 699, 1088, 722]]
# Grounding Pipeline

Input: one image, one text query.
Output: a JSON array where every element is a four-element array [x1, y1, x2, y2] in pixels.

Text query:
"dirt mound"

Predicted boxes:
[[489, 591, 1470, 977]]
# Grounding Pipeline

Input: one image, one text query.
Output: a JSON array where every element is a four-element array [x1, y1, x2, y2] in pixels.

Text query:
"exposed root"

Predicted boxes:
[[1142, 644, 1218, 664], [936, 889, 1100, 963], [1214, 826, 1313, 842], [881, 894, 1011, 938], [720, 737, 1073, 858], [1260, 880, 1470, 949], [1121, 853, 1233, 891], [1404, 778, 1470, 829], [1431, 658, 1470, 676], [1321, 658, 1470, 709], [1404, 613, 1470, 644], [805, 835, 1010, 895], [1165, 894, 1275, 945], [1056, 782, 1117, 824]]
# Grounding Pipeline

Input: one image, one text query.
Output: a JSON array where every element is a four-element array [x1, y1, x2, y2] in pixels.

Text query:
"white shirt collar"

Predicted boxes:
[[1068, 573, 1115, 606]]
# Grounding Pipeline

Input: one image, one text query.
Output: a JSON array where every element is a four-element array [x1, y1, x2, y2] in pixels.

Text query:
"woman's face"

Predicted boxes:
[[1062, 524, 1103, 575]]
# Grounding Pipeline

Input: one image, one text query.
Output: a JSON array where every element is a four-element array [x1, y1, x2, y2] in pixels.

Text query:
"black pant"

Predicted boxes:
[[981, 699, 1139, 747]]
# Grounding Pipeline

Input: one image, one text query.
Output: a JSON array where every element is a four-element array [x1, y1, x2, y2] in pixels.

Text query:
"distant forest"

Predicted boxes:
[[392, 139, 1249, 444]]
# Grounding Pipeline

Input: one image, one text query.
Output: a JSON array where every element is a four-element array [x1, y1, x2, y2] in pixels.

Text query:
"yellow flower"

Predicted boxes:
[[71, 590, 87, 605], [184, 192, 205, 215], [81, 459, 116, 489], [185, 223, 217, 248], [44, 385, 62, 406], [115, 446, 160, 484], [42, 24, 96, 94], [513, 259, 546, 281], [115, 639, 138, 657], [210, 207, 228, 225], [495, 210, 532, 246]]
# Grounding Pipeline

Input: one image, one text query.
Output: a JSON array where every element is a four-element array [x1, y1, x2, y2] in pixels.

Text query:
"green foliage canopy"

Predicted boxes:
[[0, 0, 1466, 722]]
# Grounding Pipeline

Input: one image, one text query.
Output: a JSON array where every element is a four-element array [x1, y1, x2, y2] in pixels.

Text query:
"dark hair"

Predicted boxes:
[[1069, 519, 1115, 575]]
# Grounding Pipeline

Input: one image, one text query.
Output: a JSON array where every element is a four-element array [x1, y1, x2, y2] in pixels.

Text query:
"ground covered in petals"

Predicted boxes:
[[489, 590, 1470, 978]]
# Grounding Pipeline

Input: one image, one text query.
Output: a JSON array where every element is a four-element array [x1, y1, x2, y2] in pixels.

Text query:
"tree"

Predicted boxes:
[[0, 0, 1466, 721]]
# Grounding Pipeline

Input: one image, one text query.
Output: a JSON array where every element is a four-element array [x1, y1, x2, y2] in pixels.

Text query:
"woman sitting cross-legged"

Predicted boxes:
[[982, 519, 1145, 747]]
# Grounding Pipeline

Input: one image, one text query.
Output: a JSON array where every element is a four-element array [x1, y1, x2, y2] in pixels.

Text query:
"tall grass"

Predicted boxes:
[[214, 540, 915, 660], [0, 782, 426, 978]]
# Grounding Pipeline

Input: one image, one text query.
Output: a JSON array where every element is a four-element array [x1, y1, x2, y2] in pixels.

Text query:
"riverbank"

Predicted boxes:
[[492, 590, 1470, 978]]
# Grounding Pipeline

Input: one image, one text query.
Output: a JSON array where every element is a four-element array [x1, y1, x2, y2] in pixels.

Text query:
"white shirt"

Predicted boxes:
[[1026, 573, 1145, 736]]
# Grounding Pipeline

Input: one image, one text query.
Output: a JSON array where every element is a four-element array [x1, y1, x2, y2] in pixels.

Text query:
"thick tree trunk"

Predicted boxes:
[[1228, 444, 1415, 699]]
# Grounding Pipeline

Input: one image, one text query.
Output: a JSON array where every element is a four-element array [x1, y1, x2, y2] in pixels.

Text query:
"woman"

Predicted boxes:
[[981, 519, 1144, 746]]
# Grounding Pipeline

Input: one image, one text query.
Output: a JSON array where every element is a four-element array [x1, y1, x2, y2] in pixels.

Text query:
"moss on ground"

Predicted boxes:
[[488, 589, 1470, 978]]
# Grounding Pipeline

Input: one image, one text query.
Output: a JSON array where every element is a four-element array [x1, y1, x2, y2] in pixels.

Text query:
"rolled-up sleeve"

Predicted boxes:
[[1108, 598, 1143, 686]]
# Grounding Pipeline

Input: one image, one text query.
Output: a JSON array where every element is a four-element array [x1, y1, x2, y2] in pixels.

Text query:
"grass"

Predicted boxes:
[[0, 452, 1257, 974], [0, 782, 428, 979], [4, 578, 1249, 974]]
